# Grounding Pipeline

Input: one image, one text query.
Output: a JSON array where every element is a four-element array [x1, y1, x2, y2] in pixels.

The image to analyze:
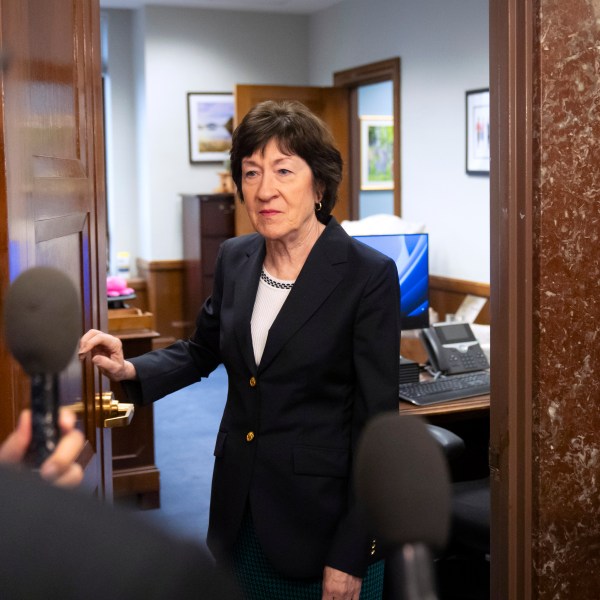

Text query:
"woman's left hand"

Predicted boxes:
[[0, 409, 85, 488], [322, 566, 362, 600]]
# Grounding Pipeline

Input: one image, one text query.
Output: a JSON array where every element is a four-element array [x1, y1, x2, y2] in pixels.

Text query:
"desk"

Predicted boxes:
[[399, 394, 489, 418], [108, 311, 161, 510]]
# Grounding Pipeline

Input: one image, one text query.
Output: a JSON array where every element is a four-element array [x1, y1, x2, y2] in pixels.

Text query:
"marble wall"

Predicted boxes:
[[533, 0, 600, 596]]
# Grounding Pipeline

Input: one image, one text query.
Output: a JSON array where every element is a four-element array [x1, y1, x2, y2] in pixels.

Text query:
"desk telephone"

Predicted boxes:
[[420, 322, 489, 375]]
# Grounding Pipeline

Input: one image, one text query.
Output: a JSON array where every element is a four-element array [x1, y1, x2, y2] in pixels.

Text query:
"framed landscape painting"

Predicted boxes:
[[187, 92, 234, 163], [360, 115, 394, 190]]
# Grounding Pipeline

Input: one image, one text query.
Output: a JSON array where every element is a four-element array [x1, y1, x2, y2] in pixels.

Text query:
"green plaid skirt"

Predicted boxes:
[[232, 511, 384, 600]]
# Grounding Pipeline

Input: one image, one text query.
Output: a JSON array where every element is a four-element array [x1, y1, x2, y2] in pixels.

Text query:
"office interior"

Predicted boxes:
[[0, 0, 598, 598], [102, 2, 489, 284]]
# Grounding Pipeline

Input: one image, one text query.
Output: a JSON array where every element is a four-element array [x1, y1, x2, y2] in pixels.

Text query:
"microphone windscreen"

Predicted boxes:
[[355, 413, 451, 551], [3, 267, 81, 375]]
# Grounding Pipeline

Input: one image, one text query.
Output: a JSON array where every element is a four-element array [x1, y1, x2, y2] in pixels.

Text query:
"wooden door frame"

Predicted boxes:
[[489, 0, 535, 597], [333, 58, 401, 220]]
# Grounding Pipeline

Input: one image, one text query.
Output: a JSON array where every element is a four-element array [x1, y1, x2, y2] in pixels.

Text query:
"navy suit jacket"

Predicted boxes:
[[126, 217, 400, 579]]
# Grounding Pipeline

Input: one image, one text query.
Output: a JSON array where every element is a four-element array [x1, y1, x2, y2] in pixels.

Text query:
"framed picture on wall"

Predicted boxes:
[[187, 92, 234, 163], [360, 115, 394, 190], [466, 88, 490, 175]]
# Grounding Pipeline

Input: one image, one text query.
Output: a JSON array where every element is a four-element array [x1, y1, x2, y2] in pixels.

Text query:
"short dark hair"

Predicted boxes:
[[230, 100, 343, 223]]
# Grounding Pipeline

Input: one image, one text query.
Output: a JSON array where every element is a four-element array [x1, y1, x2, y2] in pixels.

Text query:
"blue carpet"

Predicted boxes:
[[139, 364, 228, 550]]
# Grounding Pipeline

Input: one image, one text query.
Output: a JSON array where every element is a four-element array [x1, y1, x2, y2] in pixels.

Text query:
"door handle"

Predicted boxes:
[[69, 392, 135, 429], [103, 400, 134, 428]]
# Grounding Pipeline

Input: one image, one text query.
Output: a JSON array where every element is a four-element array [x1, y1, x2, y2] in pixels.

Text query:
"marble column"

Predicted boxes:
[[533, 0, 600, 596]]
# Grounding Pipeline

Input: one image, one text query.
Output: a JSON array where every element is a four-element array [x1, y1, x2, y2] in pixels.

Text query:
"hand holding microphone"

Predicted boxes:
[[0, 408, 84, 487], [3, 267, 82, 470]]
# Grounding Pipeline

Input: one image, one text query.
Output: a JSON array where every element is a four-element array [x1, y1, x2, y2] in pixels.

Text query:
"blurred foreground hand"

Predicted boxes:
[[0, 409, 84, 488]]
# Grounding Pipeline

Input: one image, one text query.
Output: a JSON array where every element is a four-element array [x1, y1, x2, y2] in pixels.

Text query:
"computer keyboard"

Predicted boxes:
[[399, 370, 490, 406]]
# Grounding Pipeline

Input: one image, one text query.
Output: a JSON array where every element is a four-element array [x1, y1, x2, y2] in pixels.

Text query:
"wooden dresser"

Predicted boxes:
[[108, 308, 161, 509], [181, 193, 235, 336]]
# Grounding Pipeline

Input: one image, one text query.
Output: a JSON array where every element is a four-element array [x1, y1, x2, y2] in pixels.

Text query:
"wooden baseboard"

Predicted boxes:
[[129, 265, 490, 359], [152, 336, 177, 350], [136, 259, 187, 342], [429, 275, 490, 324], [125, 277, 149, 313]]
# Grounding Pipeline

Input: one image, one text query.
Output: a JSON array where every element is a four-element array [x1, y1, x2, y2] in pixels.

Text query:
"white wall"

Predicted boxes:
[[105, 0, 489, 283], [104, 6, 309, 271], [309, 0, 490, 282], [104, 9, 139, 276]]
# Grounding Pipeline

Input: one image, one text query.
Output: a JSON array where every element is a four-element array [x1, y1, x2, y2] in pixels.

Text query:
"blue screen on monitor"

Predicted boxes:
[[353, 233, 430, 330]]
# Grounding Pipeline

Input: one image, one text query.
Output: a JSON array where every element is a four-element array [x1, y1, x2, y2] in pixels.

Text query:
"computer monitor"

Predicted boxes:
[[353, 233, 430, 330]]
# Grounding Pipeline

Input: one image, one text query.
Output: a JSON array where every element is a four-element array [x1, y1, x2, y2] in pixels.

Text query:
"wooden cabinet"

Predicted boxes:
[[181, 193, 235, 336], [108, 310, 161, 509]]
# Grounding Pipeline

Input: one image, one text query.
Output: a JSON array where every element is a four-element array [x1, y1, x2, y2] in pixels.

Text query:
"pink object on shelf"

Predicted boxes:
[[107, 275, 134, 298]]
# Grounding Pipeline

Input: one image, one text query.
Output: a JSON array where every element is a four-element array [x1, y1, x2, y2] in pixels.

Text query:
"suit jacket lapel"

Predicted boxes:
[[258, 218, 348, 373], [233, 236, 265, 372]]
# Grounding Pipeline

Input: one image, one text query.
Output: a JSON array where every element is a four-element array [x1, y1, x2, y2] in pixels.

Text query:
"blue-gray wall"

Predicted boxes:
[[103, 0, 489, 282]]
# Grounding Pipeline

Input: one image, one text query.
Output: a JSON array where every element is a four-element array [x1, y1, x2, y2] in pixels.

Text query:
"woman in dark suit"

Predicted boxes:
[[80, 100, 400, 600]]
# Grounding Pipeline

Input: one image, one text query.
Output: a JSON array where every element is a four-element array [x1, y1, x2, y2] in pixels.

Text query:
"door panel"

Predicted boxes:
[[0, 0, 110, 496], [234, 84, 350, 236]]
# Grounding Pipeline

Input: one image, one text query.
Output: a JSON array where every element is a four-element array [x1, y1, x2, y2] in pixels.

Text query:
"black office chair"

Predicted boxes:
[[451, 478, 490, 556], [426, 425, 490, 600]]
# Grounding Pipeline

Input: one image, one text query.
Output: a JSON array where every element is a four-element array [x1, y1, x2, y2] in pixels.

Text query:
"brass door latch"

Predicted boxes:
[[69, 392, 134, 429]]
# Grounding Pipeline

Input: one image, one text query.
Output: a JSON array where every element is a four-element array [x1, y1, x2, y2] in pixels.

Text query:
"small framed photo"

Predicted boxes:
[[466, 88, 490, 175], [360, 115, 394, 190], [187, 92, 234, 163]]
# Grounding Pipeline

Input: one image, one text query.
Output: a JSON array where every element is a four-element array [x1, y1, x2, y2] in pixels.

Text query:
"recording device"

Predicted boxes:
[[399, 356, 420, 385], [355, 413, 450, 600], [3, 267, 81, 467]]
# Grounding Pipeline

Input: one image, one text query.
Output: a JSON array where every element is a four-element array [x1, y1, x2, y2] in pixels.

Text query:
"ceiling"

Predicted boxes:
[[99, 0, 345, 15]]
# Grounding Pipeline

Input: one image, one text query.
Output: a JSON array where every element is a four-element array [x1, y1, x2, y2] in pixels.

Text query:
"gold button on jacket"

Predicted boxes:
[[246, 431, 255, 442], [249, 376, 257, 387]]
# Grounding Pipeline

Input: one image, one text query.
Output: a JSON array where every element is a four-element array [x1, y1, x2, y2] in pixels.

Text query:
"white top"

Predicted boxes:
[[250, 267, 295, 365]]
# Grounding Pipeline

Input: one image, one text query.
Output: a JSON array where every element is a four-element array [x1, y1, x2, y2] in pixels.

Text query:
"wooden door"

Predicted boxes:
[[234, 84, 350, 236], [0, 0, 111, 497], [333, 58, 402, 219]]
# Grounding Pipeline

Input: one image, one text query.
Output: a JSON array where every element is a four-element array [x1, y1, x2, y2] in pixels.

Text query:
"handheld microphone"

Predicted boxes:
[[3, 267, 81, 467], [355, 413, 451, 600]]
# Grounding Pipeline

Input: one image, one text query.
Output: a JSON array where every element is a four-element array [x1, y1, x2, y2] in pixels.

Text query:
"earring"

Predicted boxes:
[[315, 201, 323, 212]]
